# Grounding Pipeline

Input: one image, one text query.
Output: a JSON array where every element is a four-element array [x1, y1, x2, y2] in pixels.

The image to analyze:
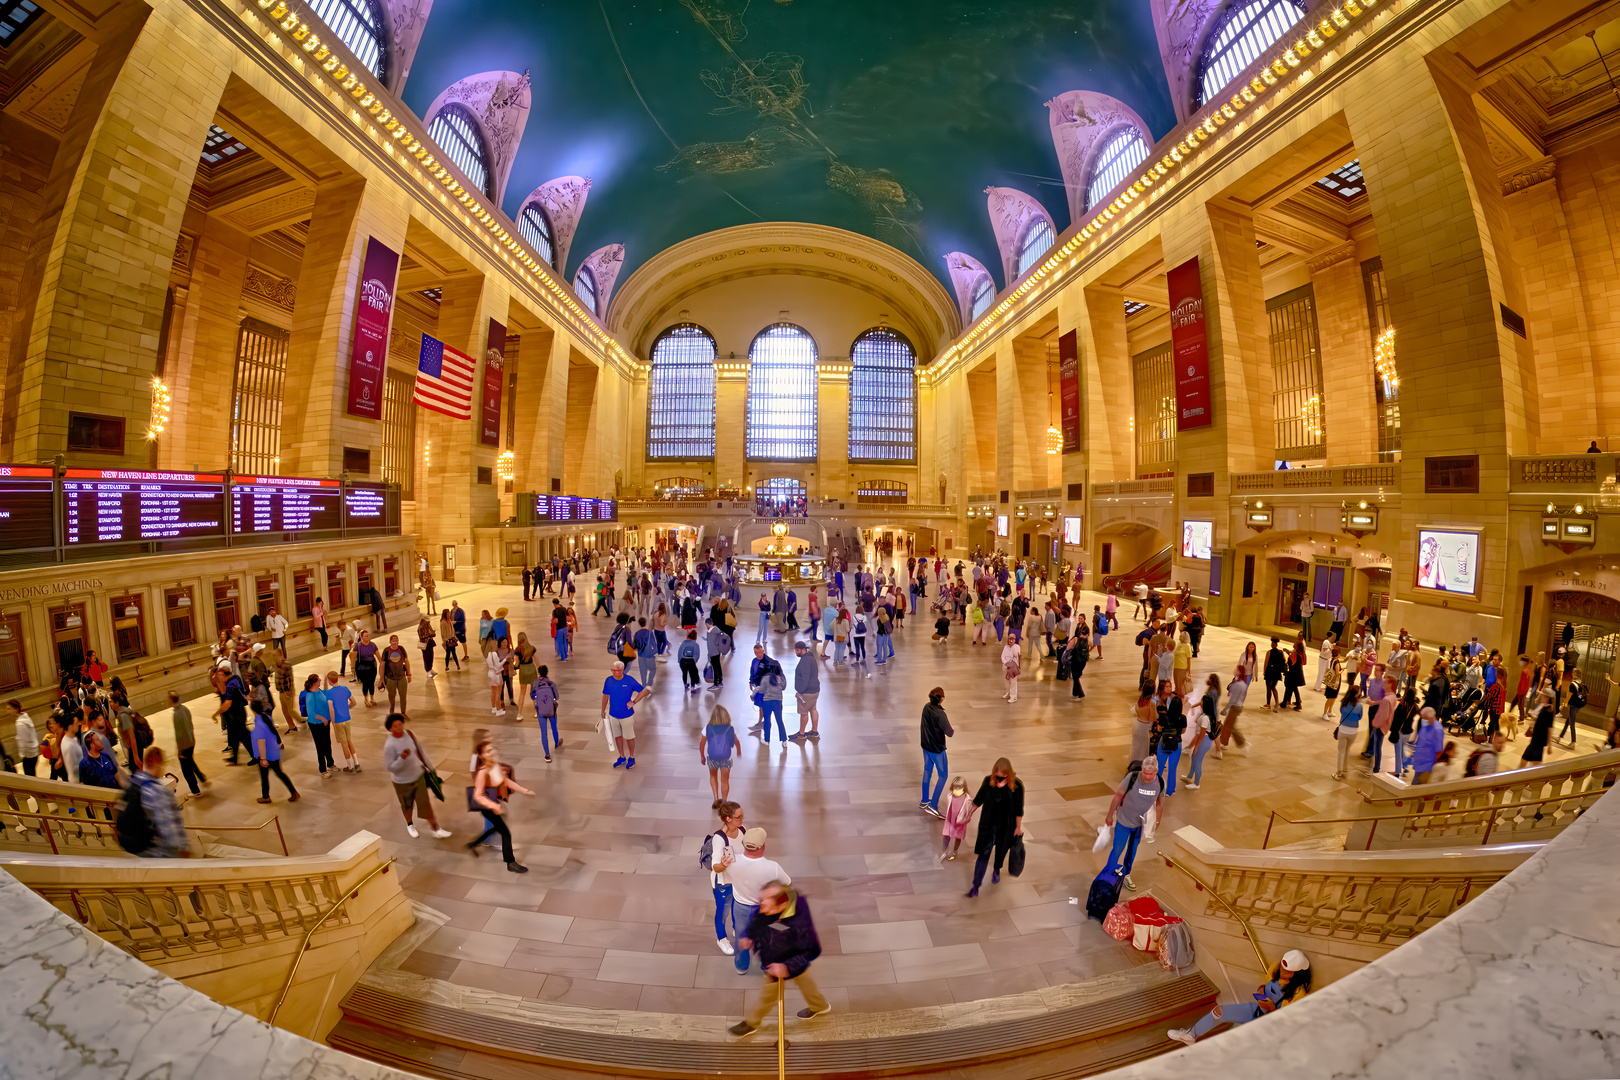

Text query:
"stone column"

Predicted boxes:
[[1308, 244, 1379, 465], [164, 218, 251, 470]]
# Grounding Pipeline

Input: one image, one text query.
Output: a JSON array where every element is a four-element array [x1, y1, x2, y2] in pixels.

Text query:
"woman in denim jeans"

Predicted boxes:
[[699, 802, 745, 957]]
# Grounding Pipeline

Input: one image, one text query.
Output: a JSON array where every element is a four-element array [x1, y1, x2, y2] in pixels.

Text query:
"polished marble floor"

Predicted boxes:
[[156, 577, 1595, 1023]]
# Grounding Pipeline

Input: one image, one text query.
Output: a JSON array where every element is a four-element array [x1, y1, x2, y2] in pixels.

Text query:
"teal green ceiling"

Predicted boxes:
[[403, 0, 1174, 293]]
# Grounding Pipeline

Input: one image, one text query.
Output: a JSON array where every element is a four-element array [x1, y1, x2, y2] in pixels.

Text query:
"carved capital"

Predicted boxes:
[[1306, 242, 1357, 275], [1501, 156, 1556, 197], [243, 266, 297, 312]]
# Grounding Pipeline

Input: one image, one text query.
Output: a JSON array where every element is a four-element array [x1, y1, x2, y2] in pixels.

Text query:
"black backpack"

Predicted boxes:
[[116, 779, 156, 854]]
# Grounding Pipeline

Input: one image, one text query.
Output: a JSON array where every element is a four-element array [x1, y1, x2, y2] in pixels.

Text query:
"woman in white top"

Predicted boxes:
[[467, 740, 533, 872], [1314, 634, 1336, 692], [486, 643, 509, 715], [1001, 639, 1022, 703]]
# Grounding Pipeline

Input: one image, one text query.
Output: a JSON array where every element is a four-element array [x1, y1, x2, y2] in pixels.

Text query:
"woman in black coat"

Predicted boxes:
[[1280, 643, 1307, 711], [966, 757, 1024, 898]]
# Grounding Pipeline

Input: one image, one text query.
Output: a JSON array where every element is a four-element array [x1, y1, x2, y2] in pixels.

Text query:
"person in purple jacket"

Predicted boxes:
[[728, 882, 829, 1037]]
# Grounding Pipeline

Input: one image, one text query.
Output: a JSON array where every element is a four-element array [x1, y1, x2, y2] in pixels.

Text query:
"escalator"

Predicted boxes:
[[1101, 545, 1173, 595]]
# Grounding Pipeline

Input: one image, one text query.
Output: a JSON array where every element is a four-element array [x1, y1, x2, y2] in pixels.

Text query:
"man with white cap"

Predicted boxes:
[[600, 660, 650, 769], [725, 827, 789, 977], [1168, 950, 1312, 1045]]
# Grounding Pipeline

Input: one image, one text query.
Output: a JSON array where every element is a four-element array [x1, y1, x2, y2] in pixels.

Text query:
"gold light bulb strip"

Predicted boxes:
[[927, 0, 1389, 378], [241, 0, 638, 375]]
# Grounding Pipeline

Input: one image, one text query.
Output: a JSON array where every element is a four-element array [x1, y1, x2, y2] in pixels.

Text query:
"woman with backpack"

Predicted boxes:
[[1155, 691, 1187, 795], [1169, 951, 1312, 1045]]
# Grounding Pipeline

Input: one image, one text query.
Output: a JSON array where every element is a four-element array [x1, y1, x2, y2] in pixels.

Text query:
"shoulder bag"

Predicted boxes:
[[409, 732, 445, 801]]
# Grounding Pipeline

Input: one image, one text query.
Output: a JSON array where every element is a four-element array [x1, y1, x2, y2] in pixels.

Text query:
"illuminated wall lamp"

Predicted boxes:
[[1245, 500, 1273, 532], [1340, 500, 1378, 538]]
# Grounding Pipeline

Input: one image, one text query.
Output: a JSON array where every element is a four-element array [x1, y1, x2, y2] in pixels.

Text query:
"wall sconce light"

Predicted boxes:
[[496, 449, 515, 483], [1244, 499, 1272, 532], [1543, 503, 1596, 550], [1340, 499, 1378, 537]]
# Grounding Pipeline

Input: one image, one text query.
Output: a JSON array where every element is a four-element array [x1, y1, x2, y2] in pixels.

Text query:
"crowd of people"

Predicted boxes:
[[7, 539, 1616, 1046]]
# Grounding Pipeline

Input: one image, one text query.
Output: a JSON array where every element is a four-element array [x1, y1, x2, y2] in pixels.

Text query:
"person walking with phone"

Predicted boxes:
[[467, 739, 532, 873], [383, 713, 451, 839]]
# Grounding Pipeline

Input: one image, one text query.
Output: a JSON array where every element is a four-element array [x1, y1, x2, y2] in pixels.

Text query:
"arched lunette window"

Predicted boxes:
[[848, 328, 916, 463], [428, 103, 492, 198], [1086, 128, 1150, 212], [306, 0, 387, 80], [647, 324, 717, 460], [1195, 0, 1306, 109], [1016, 218, 1055, 278], [969, 275, 994, 320], [517, 202, 555, 266], [574, 266, 598, 317], [746, 323, 817, 461]]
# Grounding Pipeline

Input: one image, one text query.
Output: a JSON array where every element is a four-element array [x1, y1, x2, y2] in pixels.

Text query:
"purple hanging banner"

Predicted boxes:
[[344, 237, 401, 420]]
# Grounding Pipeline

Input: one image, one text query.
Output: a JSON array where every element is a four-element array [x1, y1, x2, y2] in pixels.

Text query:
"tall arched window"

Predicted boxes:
[[746, 324, 817, 461], [574, 266, 598, 317], [1016, 219, 1054, 278], [1195, 0, 1305, 108], [428, 104, 491, 197], [1086, 128, 1150, 212], [848, 328, 916, 463], [647, 324, 716, 460], [307, 0, 386, 81], [970, 275, 994, 320], [517, 202, 555, 266]]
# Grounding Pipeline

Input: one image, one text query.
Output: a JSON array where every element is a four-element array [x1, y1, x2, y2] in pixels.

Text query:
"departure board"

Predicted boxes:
[[343, 484, 388, 529], [0, 465, 58, 550], [61, 469, 226, 546], [230, 476, 343, 535], [530, 494, 616, 523]]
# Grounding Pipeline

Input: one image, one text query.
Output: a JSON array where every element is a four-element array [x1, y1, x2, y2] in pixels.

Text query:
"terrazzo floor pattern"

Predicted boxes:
[[153, 579, 1596, 1028]]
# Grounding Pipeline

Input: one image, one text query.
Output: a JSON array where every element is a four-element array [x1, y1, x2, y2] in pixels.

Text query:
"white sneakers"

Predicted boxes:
[[1168, 1028, 1197, 1046], [430, 827, 452, 839], [406, 823, 420, 838], [717, 938, 735, 956], [1123, 874, 1137, 891]]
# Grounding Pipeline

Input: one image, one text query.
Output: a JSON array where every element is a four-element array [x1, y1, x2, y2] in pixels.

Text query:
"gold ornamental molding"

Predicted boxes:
[[243, 265, 297, 311], [1306, 242, 1358, 274]]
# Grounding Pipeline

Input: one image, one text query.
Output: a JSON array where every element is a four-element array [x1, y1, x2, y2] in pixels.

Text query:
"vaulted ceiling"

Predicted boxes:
[[401, 0, 1176, 291]]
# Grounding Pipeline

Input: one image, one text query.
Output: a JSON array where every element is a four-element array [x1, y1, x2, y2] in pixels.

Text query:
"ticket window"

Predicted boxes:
[[357, 561, 374, 596], [256, 575, 278, 620], [0, 613, 28, 692], [50, 603, 89, 675], [505, 542, 529, 567], [214, 580, 240, 638], [110, 595, 148, 662], [383, 557, 399, 598], [326, 565, 346, 610], [165, 587, 196, 649], [293, 570, 314, 618]]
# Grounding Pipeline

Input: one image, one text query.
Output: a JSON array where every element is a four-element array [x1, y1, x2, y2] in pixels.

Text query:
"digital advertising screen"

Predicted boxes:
[[1415, 528, 1480, 597], [230, 476, 343, 536], [1062, 516, 1083, 546], [61, 469, 226, 547], [996, 514, 1009, 538], [1181, 519, 1213, 560], [0, 465, 58, 551]]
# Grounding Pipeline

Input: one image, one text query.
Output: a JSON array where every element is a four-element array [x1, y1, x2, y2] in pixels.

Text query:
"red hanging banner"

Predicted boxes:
[[1059, 329, 1081, 453], [1168, 256, 1213, 431], [344, 237, 400, 420], [481, 318, 506, 447]]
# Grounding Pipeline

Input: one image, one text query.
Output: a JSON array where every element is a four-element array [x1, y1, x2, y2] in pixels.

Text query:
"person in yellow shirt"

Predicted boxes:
[[1173, 631, 1194, 697]]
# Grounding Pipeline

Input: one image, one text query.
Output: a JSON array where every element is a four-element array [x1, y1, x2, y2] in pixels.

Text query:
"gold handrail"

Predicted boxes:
[[266, 856, 396, 1025], [1158, 852, 1268, 974]]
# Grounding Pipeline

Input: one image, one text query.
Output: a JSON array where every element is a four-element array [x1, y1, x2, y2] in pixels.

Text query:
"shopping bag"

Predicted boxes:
[[1092, 823, 1111, 852]]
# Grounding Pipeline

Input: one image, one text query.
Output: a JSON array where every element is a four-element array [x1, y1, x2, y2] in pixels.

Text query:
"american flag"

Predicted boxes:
[[413, 334, 477, 419]]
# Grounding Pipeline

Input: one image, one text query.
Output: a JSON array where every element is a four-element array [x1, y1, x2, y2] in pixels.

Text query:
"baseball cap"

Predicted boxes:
[[1281, 949, 1310, 971], [742, 827, 767, 849], [793, 640, 808, 651]]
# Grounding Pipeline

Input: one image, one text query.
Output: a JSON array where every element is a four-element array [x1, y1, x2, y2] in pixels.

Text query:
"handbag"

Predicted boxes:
[[1007, 835, 1026, 877], [409, 733, 444, 801]]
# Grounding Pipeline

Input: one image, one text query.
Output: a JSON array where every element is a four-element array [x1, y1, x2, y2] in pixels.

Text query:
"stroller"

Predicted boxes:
[[1444, 685, 1487, 737]]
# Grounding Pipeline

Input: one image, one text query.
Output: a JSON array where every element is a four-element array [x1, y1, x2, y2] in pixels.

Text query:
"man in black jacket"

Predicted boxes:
[[1263, 637, 1286, 711], [920, 687, 954, 819], [729, 883, 828, 1037]]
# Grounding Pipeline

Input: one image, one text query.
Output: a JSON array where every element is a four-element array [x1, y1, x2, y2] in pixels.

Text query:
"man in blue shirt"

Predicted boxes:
[[600, 661, 650, 769]]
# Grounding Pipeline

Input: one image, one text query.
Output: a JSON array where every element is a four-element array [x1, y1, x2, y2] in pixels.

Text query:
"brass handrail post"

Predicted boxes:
[[266, 857, 395, 1026]]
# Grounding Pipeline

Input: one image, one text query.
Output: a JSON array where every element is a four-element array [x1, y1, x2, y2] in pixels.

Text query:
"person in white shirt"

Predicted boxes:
[[727, 827, 789, 976], [1314, 635, 1336, 692], [9, 700, 39, 775], [700, 801, 746, 956], [266, 607, 289, 653], [1133, 582, 1150, 620], [339, 620, 359, 680]]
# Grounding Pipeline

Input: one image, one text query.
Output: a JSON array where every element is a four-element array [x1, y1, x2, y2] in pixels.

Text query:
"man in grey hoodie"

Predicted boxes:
[[789, 640, 821, 740], [706, 620, 731, 689]]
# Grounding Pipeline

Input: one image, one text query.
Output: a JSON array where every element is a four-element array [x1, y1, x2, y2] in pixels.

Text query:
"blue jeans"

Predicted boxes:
[[536, 710, 559, 756], [712, 881, 734, 942], [556, 632, 569, 660], [757, 613, 769, 643], [1391, 731, 1406, 775], [875, 635, 892, 664], [1156, 745, 1183, 795], [760, 700, 786, 741], [1105, 822, 1144, 877], [1371, 728, 1385, 772], [731, 898, 760, 972], [1192, 1000, 1264, 1037], [1188, 739, 1212, 784], [921, 749, 948, 811]]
